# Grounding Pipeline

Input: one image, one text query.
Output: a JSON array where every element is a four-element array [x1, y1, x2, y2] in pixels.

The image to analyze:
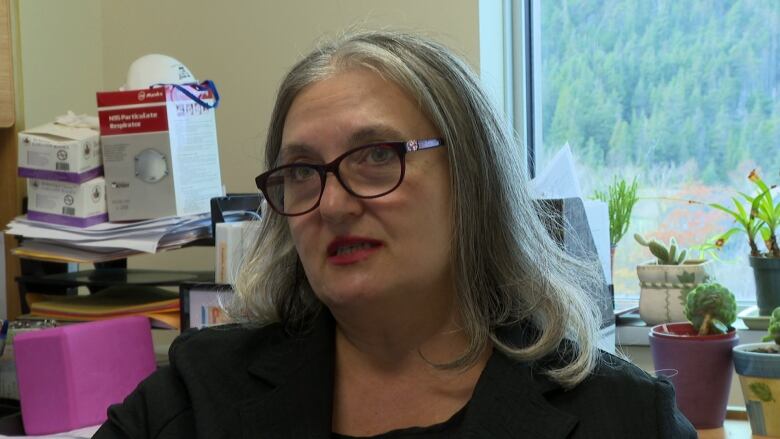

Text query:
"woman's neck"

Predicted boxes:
[[330, 300, 492, 436], [332, 301, 465, 369]]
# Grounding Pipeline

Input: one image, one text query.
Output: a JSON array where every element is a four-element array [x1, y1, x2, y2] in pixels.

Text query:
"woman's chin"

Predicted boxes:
[[316, 285, 387, 311]]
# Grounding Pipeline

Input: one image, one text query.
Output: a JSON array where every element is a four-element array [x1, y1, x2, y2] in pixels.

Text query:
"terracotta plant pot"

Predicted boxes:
[[733, 342, 780, 437], [749, 256, 780, 316], [638, 260, 712, 325], [649, 322, 738, 429]]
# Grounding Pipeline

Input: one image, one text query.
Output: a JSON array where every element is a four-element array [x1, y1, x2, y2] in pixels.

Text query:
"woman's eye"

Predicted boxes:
[[366, 146, 395, 164], [290, 166, 316, 181]]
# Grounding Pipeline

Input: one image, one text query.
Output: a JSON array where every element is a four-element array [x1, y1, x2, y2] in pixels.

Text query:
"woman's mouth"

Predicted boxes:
[[327, 237, 383, 265]]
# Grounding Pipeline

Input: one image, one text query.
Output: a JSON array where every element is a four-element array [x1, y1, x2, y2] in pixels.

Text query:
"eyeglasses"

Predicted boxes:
[[255, 138, 445, 216]]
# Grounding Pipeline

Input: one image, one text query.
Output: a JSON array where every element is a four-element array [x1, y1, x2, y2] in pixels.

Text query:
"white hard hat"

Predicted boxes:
[[120, 54, 196, 91]]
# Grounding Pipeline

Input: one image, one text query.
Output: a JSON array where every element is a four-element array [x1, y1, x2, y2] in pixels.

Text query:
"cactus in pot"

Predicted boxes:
[[648, 282, 738, 428], [759, 307, 780, 352], [684, 283, 737, 336], [635, 234, 712, 325], [635, 234, 687, 265]]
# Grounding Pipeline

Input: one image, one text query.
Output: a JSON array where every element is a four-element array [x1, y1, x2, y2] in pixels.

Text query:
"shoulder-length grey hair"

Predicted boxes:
[[230, 30, 603, 388]]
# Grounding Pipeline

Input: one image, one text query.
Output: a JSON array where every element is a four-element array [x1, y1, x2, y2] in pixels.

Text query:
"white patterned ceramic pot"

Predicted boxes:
[[637, 259, 712, 325], [733, 343, 780, 437]]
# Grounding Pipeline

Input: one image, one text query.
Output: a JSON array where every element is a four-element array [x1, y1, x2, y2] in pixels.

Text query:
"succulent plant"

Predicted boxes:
[[762, 307, 780, 345], [634, 234, 688, 265], [684, 283, 737, 336]]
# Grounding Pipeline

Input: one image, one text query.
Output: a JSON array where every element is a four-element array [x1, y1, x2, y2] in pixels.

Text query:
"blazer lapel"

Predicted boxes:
[[239, 312, 336, 439], [460, 351, 579, 438]]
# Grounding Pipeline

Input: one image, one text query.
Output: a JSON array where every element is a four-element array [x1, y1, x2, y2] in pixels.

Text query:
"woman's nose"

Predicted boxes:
[[318, 174, 363, 222]]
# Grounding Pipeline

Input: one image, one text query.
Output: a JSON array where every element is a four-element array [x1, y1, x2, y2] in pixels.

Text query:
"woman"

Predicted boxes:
[[96, 31, 696, 438]]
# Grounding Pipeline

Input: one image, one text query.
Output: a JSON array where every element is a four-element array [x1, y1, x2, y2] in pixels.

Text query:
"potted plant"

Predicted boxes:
[[635, 234, 712, 325], [593, 176, 639, 280], [733, 306, 780, 437], [710, 169, 780, 315], [649, 282, 738, 429]]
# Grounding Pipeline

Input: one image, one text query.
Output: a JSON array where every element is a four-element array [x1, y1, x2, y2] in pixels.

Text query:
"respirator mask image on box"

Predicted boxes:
[[134, 148, 169, 183]]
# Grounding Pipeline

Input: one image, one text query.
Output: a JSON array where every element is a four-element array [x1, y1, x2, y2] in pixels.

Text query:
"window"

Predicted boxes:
[[509, 0, 780, 302]]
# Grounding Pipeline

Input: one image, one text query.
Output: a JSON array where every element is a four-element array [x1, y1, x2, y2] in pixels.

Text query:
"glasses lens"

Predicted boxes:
[[264, 165, 321, 215], [339, 144, 402, 197]]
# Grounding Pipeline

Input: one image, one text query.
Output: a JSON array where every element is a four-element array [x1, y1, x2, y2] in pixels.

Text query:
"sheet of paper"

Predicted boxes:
[[4, 212, 211, 261], [7, 223, 170, 248], [5, 214, 211, 253], [529, 143, 582, 199], [11, 214, 194, 235]]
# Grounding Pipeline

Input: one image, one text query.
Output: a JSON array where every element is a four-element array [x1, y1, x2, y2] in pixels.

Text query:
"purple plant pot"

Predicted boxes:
[[649, 323, 739, 429]]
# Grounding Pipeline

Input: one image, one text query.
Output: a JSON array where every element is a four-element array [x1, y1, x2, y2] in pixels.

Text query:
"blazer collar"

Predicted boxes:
[[237, 312, 578, 438]]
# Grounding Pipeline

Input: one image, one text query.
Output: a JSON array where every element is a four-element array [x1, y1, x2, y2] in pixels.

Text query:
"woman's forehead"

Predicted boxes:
[[279, 69, 436, 158]]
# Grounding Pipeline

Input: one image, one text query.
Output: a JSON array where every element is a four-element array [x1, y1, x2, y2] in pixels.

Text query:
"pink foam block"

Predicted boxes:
[[13, 316, 156, 434]]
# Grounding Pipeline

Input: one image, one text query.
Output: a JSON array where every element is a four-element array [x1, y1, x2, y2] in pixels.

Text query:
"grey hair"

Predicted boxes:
[[229, 30, 603, 388]]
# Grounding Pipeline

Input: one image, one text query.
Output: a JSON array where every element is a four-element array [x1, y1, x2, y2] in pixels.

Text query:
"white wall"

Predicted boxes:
[[17, 0, 102, 128]]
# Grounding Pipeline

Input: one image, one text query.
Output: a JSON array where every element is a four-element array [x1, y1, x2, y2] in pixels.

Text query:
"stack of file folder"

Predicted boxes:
[[25, 285, 181, 329]]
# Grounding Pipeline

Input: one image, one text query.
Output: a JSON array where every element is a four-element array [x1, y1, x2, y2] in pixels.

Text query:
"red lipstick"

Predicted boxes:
[[326, 236, 383, 265]]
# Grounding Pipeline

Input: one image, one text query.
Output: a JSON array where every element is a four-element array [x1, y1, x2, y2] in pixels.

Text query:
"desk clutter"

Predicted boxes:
[[16, 54, 222, 228], [0, 55, 243, 436], [6, 53, 223, 265]]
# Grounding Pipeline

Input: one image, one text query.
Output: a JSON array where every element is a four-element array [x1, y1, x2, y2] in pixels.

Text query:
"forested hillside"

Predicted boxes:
[[541, 0, 779, 185]]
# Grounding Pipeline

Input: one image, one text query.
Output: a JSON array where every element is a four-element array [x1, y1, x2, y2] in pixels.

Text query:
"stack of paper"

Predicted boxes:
[[25, 285, 180, 329], [4, 213, 212, 263]]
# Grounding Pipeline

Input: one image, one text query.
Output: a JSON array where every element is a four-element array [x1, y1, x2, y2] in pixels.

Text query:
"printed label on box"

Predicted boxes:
[[18, 123, 102, 183], [27, 177, 108, 228]]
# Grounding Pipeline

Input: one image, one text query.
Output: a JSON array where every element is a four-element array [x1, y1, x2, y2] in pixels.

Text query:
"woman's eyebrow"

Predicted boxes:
[[278, 125, 407, 162], [348, 125, 406, 145], [278, 143, 314, 162]]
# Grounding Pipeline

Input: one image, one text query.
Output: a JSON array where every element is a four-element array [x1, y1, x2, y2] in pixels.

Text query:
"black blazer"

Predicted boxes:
[[94, 312, 696, 438]]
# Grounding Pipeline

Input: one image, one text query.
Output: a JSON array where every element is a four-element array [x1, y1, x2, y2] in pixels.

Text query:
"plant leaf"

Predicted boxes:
[[711, 319, 728, 334], [710, 201, 748, 228]]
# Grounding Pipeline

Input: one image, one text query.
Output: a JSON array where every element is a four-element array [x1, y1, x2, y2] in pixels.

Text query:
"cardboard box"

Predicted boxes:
[[18, 122, 102, 183], [26, 177, 108, 227], [96, 84, 223, 221]]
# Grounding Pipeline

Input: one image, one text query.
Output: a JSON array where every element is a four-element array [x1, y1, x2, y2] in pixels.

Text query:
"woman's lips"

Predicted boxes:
[[326, 236, 383, 265]]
